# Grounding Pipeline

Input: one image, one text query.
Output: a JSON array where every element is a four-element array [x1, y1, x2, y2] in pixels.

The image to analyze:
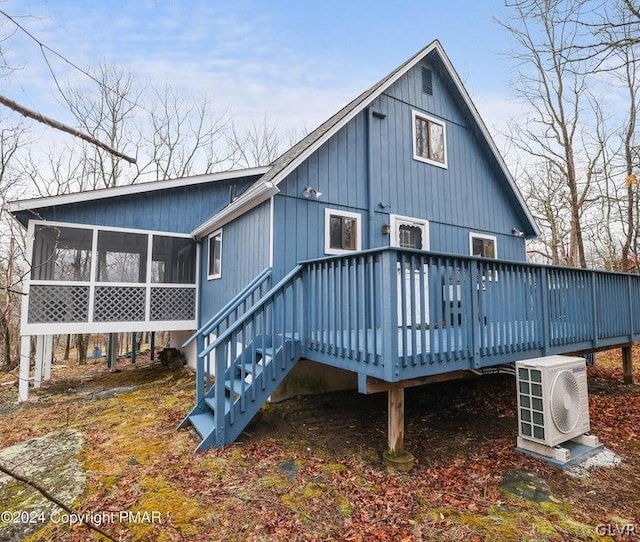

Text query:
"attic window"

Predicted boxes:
[[421, 66, 433, 95], [412, 110, 447, 168]]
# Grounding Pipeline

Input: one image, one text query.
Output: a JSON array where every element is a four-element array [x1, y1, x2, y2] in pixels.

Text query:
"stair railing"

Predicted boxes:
[[188, 267, 272, 403], [199, 264, 304, 413]]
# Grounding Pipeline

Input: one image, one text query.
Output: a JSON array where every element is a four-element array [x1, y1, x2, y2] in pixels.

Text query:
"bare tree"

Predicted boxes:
[[227, 116, 286, 168], [60, 62, 142, 189], [140, 85, 230, 180], [499, 0, 606, 268], [0, 119, 27, 369]]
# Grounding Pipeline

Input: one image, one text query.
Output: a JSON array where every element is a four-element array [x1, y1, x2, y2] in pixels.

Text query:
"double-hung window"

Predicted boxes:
[[412, 110, 447, 168]]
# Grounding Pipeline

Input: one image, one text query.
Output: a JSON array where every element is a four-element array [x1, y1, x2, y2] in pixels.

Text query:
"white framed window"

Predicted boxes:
[[207, 229, 222, 279], [469, 232, 497, 259], [324, 209, 362, 255], [412, 110, 447, 168], [390, 214, 429, 250]]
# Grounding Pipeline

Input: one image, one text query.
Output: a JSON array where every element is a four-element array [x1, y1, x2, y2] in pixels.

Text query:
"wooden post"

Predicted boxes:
[[43, 335, 53, 381], [622, 345, 634, 385], [131, 332, 136, 365], [388, 387, 404, 453], [34, 335, 44, 389], [150, 332, 155, 362], [107, 333, 117, 372], [18, 336, 31, 402], [383, 386, 415, 470]]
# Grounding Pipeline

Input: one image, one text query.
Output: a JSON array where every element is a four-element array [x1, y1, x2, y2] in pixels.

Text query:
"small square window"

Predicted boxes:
[[325, 209, 361, 255], [208, 229, 222, 279], [412, 110, 447, 168], [470, 233, 497, 259]]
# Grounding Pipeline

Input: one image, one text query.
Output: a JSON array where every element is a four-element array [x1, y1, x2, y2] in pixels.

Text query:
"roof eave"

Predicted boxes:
[[6, 165, 271, 214], [191, 181, 279, 239]]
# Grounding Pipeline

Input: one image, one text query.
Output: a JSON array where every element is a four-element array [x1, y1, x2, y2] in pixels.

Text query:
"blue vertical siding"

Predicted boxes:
[[271, 58, 529, 279], [23, 177, 256, 234], [199, 200, 271, 324]]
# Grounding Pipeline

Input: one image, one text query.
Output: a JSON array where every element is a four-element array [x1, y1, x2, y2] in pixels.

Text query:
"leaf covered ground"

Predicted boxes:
[[0, 349, 638, 542]]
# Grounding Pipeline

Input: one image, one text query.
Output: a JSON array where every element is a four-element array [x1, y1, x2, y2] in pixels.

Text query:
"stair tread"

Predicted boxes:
[[241, 361, 264, 374], [204, 396, 232, 412], [224, 377, 246, 391], [255, 346, 275, 357], [189, 411, 215, 439]]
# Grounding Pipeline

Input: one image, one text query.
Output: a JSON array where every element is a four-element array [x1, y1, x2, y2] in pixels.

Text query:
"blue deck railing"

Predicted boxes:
[[300, 248, 640, 381], [183, 247, 640, 449]]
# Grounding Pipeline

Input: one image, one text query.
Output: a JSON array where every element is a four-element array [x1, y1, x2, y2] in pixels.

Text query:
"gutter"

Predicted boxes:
[[190, 181, 280, 239]]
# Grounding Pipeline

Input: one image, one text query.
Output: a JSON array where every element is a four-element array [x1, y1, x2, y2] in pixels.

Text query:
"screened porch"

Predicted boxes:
[[22, 220, 198, 335]]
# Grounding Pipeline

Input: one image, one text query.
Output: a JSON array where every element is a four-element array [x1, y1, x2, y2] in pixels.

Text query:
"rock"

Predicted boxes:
[[0, 430, 86, 541], [500, 471, 560, 503]]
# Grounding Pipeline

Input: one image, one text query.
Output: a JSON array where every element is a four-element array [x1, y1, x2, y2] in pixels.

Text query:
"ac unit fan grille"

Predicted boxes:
[[550, 370, 581, 433]]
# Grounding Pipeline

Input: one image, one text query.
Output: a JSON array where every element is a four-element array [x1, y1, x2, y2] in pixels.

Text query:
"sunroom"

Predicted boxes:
[[23, 220, 198, 335]]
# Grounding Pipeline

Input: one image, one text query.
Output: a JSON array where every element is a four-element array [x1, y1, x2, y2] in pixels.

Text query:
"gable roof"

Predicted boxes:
[[7, 166, 270, 216], [192, 40, 540, 239]]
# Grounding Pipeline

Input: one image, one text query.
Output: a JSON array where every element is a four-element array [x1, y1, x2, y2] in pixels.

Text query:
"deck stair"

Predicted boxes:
[[179, 265, 304, 451], [180, 334, 301, 450]]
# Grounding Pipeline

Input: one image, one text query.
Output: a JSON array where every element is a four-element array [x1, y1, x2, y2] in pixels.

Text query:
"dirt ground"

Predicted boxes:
[[0, 349, 638, 541]]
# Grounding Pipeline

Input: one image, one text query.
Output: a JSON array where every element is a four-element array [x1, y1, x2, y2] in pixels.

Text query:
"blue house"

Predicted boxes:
[[9, 41, 637, 460]]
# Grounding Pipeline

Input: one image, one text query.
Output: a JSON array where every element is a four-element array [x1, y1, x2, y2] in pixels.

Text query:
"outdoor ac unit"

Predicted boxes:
[[516, 356, 591, 448]]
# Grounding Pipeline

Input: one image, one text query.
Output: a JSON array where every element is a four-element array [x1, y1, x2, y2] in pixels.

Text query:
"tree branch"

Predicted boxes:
[[0, 462, 118, 541], [0, 94, 136, 164]]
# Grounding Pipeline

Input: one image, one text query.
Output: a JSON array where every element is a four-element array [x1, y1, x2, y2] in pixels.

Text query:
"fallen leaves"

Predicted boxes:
[[0, 349, 638, 541]]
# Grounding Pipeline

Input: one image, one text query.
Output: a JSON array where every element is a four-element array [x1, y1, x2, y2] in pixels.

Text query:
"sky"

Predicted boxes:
[[0, 0, 522, 160]]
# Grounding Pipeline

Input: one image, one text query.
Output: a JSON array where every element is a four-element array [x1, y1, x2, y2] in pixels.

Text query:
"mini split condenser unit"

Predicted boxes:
[[516, 356, 591, 447]]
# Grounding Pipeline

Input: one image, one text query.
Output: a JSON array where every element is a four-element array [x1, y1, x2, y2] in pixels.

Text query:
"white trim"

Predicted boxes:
[[411, 110, 448, 169], [145, 233, 153, 321], [195, 41, 539, 239], [469, 232, 498, 258], [269, 195, 275, 268], [20, 220, 35, 337], [389, 214, 430, 250], [7, 166, 271, 213], [191, 181, 279, 238], [324, 208, 362, 255], [195, 242, 201, 327], [207, 229, 223, 280], [28, 218, 194, 238], [21, 319, 198, 336]]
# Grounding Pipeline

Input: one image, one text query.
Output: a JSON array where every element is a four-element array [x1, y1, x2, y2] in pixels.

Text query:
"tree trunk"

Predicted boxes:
[[64, 334, 71, 361], [77, 334, 88, 365]]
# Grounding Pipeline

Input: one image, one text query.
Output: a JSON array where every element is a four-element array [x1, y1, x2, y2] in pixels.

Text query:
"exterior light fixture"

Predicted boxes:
[[381, 223, 391, 235], [302, 186, 322, 199], [512, 227, 524, 237]]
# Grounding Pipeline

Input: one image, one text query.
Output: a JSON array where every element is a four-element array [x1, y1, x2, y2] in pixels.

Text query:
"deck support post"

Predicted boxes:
[[34, 335, 44, 389], [383, 387, 415, 470], [150, 332, 155, 362], [131, 332, 136, 364], [18, 336, 31, 403], [107, 333, 118, 372], [43, 335, 53, 381], [622, 345, 634, 385]]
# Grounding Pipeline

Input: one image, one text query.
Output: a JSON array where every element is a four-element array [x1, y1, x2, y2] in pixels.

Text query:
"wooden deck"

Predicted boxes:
[[183, 247, 639, 450], [301, 248, 640, 382]]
